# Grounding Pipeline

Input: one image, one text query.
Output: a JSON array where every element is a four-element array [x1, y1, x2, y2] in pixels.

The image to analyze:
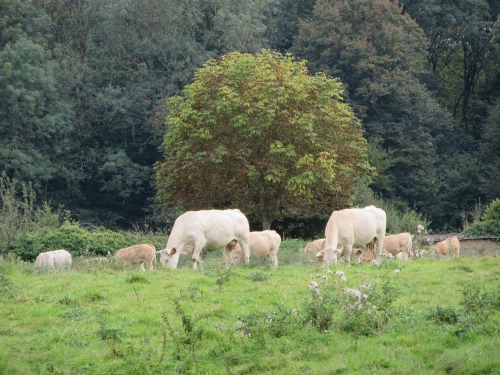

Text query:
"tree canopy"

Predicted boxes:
[[292, 0, 466, 210], [156, 50, 373, 229], [1, 0, 499, 233]]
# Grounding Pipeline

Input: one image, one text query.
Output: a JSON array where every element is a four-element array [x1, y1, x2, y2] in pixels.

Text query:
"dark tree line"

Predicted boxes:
[[1, 0, 499, 232]]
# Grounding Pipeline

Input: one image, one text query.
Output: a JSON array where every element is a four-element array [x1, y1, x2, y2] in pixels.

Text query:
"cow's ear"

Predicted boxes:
[[170, 247, 177, 255]]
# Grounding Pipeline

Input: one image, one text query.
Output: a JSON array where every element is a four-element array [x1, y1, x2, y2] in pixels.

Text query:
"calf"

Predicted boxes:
[[115, 244, 156, 270], [229, 230, 281, 267]]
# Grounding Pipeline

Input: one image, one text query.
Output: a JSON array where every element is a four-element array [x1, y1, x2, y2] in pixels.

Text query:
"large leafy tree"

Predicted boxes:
[[156, 50, 372, 229], [292, 0, 453, 199]]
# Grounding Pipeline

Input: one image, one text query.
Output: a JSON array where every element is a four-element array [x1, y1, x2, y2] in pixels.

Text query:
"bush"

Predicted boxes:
[[10, 221, 131, 261], [463, 198, 500, 236], [0, 173, 62, 256]]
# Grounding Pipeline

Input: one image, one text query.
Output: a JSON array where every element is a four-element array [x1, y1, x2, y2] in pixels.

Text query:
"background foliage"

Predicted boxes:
[[0, 0, 499, 235]]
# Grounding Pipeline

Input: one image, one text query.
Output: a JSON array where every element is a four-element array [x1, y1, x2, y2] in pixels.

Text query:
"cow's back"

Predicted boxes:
[[230, 230, 281, 263], [35, 249, 72, 270], [168, 209, 249, 251], [383, 233, 412, 256], [115, 244, 156, 269], [328, 208, 380, 245], [248, 230, 281, 256]]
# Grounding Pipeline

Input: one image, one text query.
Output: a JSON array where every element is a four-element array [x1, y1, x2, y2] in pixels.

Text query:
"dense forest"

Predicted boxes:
[[1, 0, 500, 234]]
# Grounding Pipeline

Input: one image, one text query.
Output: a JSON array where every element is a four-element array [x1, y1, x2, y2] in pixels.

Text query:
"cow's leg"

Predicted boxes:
[[191, 238, 206, 270], [271, 254, 278, 267], [224, 240, 238, 268], [343, 244, 353, 263], [270, 246, 278, 267], [239, 240, 250, 264], [374, 236, 383, 260]]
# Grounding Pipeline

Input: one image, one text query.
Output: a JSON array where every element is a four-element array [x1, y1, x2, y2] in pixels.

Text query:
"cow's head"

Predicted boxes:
[[353, 249, 364, 264], [156, 247, 179, 269], [316, 248, 342, 265]]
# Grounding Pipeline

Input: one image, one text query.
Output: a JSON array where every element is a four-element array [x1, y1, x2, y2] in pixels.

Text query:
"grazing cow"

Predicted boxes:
[[114, 244, 157, 270], [319, 206, 386, 265], [315, 238, 376, 264], [434, 236, 460, 258], [383, 233, 413, 260], [304, 238, 326, 257], [229, 230, 281, 267], [361, 247, 375, 262], [434, 239, 450, 257], [35, 250, 72, 271], [157, 209, 250, 270], [450, 236, 460, 257]]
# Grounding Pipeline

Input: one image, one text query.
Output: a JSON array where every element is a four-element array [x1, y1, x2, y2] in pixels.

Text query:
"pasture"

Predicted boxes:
[[1, 239, 500, 375]]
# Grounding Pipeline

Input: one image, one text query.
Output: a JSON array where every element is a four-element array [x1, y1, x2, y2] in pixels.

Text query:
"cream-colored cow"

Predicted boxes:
[[304, 238, 326, 257], [318, 206, 387, 265], [156, 209, 250, 270], [434, 236, 460, 258], [229, 230, 281, 267], [115, 244, 157, 270], [35, 250, 72, 271], [383, 233, 413, 260]]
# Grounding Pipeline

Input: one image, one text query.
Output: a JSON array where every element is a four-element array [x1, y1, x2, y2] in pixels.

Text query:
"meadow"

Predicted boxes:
[[1, 239, 500, 375]]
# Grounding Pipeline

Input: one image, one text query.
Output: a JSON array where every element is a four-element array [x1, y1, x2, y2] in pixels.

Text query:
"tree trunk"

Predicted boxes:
[[259, 193, 273, 230]]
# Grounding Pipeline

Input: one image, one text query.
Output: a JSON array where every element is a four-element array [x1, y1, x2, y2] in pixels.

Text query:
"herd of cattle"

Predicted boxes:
[[33, 206, 461, 271]]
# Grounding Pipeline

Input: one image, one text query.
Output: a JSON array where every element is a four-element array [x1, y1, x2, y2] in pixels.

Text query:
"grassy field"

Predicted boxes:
[[1, 239, 500, 375]]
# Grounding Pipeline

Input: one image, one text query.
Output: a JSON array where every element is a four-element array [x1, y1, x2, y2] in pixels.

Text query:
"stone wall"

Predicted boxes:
[[459, 239, 499, 256]]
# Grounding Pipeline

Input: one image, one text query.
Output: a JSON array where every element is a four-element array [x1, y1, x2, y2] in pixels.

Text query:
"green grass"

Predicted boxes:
[[1, 241, 500, 374]]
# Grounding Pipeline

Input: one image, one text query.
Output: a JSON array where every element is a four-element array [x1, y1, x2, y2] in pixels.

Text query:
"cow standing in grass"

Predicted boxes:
[[35, 250, 72, 271], [228, 230, 281, 267], [383, 233, 413, 260], [318, 205, 386, 265], [157, 209, 250, 270]]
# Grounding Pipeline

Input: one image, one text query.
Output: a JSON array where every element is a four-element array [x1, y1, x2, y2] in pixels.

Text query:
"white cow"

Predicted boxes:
[[35, 250, 72, 271], [228, 230, 281, 267], [318, 205, 386, 265], [114, 244, 157, 270], [157, 209, 250, 269]]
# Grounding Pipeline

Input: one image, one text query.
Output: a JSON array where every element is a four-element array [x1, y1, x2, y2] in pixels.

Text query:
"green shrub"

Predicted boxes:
[[88, 230, 131, 256], [125, 273, 150, 284], [10, 221, 131, 261], [426, 305, 461, 324], [463, 198, 500, 236], [302, 287, 339, 333]]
